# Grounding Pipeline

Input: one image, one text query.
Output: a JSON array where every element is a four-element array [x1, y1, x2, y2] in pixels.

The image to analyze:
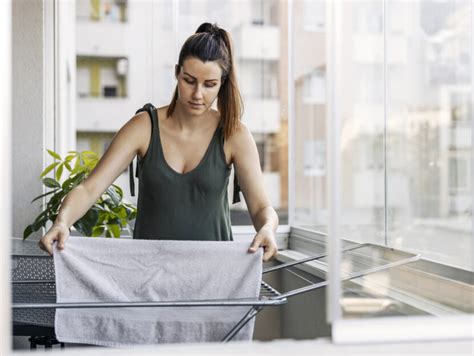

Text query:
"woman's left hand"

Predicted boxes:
[[248, 227, 278, 262]]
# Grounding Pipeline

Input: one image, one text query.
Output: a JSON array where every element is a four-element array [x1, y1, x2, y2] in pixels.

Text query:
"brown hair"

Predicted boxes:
[[166, 22, 243, 140]]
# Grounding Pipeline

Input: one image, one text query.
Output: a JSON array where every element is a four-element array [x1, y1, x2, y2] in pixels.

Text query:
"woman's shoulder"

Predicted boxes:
[[157, 105, 169, 119], [119, 105, 162, 147], [228, 120, 251, 139], [226, 121, 253, 152], [127, 104, 167, 128], [124, 105, 165, 159]]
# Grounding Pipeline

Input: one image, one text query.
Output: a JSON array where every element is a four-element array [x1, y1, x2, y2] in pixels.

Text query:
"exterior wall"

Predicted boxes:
[[11, 0, 47, 239]]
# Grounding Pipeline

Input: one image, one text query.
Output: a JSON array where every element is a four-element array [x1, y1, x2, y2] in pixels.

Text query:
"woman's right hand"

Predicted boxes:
[[39, 223, 70, 256]]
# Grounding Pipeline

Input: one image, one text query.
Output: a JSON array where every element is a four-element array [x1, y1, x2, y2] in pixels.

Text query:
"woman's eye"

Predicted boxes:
[[183, 78, 215, 88]]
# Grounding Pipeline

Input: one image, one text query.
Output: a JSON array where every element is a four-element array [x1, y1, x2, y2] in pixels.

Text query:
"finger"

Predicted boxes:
[[262, 249, 272, 262], [38, 239, 46, 253], [57, 231, 69, 250], [248, 236, 263, 252], [39, 236, 54, 256], [263, 246, 278, 262]]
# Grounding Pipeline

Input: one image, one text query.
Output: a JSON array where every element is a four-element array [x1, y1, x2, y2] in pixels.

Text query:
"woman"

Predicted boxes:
[[39, 22, 279, 262]]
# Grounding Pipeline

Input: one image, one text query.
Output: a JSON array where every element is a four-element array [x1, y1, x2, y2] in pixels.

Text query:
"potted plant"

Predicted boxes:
[[24, 149, 137, 239]]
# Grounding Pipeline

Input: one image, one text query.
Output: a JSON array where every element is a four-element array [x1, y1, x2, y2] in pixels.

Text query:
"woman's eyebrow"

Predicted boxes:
[[183, 72, 219, 82]]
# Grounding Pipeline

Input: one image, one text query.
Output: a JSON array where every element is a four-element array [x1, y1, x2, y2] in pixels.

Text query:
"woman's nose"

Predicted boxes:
[[192, 85, 204, 100]]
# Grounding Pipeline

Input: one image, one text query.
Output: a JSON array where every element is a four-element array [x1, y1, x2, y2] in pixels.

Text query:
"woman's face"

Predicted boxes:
[[175, 57, 223, 116]]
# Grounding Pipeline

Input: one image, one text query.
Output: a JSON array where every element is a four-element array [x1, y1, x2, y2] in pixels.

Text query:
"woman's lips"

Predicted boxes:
[[189, 102, 204, 109]]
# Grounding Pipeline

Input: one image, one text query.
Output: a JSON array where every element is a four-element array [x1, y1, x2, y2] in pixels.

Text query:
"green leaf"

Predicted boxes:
[[117, 206, 127, 219], [30, 189, 57, 203], [42, 177, 61, 188], [65, 154, 76, 162], [33, 209, 49, 223], [73, 221, 87, 236], [32, 215, 50, 231], [106, 224, 120, 238], [47, 190, 65, 206], [47, 149, 62, 160], [105, 187, 121, 207], [124, 204, 137, 220], [23, 225, 34, 240], [92, 225, 105, 237], [73, 208, 99, 236], [70, 165, 86, 176], [73, 154, 83, 171], [55, 163, 64, 182], [82, 150, 98, 158], [62, 172, 85, 191], [64, 161, 72, 171], [81, 151, 99, 167], [40, 162, 59, 178], [111, 184, 123, 199], [96, 209, 108, 224], [28, 207, 51, 232]]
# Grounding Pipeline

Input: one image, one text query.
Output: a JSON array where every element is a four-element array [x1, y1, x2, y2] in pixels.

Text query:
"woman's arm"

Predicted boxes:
[[39, 112, 151, 255], [229, 123, 279, 262]]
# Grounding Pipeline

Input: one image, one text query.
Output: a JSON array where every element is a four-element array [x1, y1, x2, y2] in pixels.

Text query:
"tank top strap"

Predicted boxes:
[[129, 103, 157, 197], [217, 125, 241, 204], [148, 105, 158, 134]]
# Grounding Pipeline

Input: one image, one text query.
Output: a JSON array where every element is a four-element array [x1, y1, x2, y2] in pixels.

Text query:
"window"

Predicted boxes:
[[449, 156, 470, 192], [76, 0, 128, 23], [76, 57, 128, 98], [303, 0, 325, 32], [302, 69, 326, 104], [291, 0, 473, 343], [451, 91, 472, 126]]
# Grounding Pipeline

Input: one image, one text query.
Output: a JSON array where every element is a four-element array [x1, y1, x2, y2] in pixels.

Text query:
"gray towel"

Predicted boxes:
[[53, 236, 262, 347]]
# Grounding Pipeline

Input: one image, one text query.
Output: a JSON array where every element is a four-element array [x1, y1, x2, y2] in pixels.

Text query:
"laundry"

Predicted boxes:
[[53, 236, 262, 347]]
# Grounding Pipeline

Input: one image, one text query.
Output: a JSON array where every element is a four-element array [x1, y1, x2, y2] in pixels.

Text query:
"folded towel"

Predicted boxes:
[[53, 236, 262, 347]]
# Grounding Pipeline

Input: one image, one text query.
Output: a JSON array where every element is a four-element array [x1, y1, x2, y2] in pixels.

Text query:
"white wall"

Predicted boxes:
[[12, 0, 50, 240], [0, 1, 12, 354]]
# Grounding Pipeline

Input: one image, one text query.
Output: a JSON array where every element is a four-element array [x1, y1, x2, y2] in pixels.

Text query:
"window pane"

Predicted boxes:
[[293, 0, 328, 230], [339, 1, 385, 244], [386, 0, 472, 270], [335, 0, 473, 321]]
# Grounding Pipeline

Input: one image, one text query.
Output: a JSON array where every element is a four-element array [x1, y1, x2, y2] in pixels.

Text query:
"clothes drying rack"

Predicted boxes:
[[11, 238, 420, 348]]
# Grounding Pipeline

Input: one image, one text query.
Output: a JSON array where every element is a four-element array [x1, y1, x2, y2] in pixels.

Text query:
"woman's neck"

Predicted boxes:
[[170, 102, 214, 134]]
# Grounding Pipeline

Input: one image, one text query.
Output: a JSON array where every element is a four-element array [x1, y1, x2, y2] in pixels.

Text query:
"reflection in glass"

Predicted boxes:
[[386, 1, 472, 270], [294, 0, 328, 230], [293, 0, 472, 319], [341, 0, 472, 319]]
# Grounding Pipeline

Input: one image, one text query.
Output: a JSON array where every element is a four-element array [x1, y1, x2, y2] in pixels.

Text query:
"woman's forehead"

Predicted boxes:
[[181, 57, 222, 80]]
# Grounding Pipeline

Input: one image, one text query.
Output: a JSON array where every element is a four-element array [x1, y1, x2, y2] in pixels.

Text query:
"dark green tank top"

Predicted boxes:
[[132, 107, 233, 241]]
